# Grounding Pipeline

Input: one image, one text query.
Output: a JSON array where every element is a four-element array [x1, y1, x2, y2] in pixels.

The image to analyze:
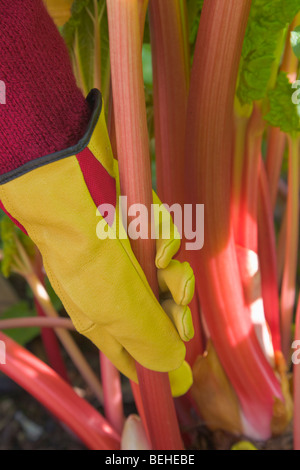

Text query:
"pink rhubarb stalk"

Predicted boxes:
[[148, 0, 203, 365], [0, 316, 74, 330], [107, 0, 183, 450], [257, 162, 282, 353], [0, 332, 120, 450], [265, 127, 286, 210], [100, 353, 125, 435], [294, 294, 300, 450], [148, 0, 189, 206], [185, 0, 283, 439], [235, 104, 265, 252], [281, 136, 299, 362]]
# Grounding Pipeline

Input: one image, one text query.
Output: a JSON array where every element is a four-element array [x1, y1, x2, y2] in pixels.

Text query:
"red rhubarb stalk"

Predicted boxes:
[[257, 162, 282, 353], [100, 353, 125, 435], [0, 332, 120, 450], [149, 0, 189, 206], [235, 104, 265, 252], [281, 136, 299, 362], [107, 0, 183, 449], [277, 208, 288, 286], [185, 0, 283, 439], [265, 127, 286, 210], [293, 294, 300, 450], [148, 0, 203, 364]]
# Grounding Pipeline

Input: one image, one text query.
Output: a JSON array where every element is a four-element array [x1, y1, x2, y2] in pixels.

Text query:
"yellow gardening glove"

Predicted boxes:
[[0, 90, 195, 396]]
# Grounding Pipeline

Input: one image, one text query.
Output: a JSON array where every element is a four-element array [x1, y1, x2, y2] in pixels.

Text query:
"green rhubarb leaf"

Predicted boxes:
[[264, 71, 300, 136], [291, 25, 300, 58], [237, 0, 300, 106], [186, 0, 203, 46], [62, 0, 110, 105]]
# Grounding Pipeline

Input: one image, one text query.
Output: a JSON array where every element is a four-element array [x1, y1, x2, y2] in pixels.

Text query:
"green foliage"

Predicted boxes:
[[1, 301, 40, 346], [142, 44, 153, 87], [62, 0, 110, 104], [186, 0, 203, 46], [1, 217, 18, 278], [291, 25, 300, 59], [62, 0, 90, 49], [0, 215, 35, 278], [264, 71, 300, 136], [237, 0, 300, 106]]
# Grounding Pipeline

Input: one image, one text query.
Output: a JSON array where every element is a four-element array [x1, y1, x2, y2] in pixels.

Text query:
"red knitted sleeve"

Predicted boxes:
[[0, 0, 91, 175]]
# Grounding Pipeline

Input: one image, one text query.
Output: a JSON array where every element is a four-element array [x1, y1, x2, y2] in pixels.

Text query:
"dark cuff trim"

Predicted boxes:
[[0, 89, 102, 185]]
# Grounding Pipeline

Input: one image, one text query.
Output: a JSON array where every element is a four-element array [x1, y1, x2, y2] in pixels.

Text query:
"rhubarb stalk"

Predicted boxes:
[[235, 104, 265, 252], [100, 353, 125, 435], [138, 0, 149, 39], [107, 0, 183, 449], [149, 0, 189, 206], [185, 0, 283, 439], [281, 136, 299, 361], [257, 162, 282, 353], [265, 127, 287, 210], [0, 332, 119, 450], [148, 0, 203, 364], [0, 317, 74, 330], [294, 294, 300, 450]]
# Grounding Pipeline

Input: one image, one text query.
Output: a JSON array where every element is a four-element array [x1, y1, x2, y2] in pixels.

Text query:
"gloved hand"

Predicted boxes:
[[0, 90, 195, 395]]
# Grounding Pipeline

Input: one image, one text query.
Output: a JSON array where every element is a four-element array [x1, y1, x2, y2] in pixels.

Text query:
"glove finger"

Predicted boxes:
[[83, 323, 138, 382], [168, 361, 193, 397], [45, 273, 138, 382], [105, 298, 186, 374], [161, 299, 194, 342], [155, 237, 181, 270], [158, 260, 195, 306], [152, 191, 181, 270]]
